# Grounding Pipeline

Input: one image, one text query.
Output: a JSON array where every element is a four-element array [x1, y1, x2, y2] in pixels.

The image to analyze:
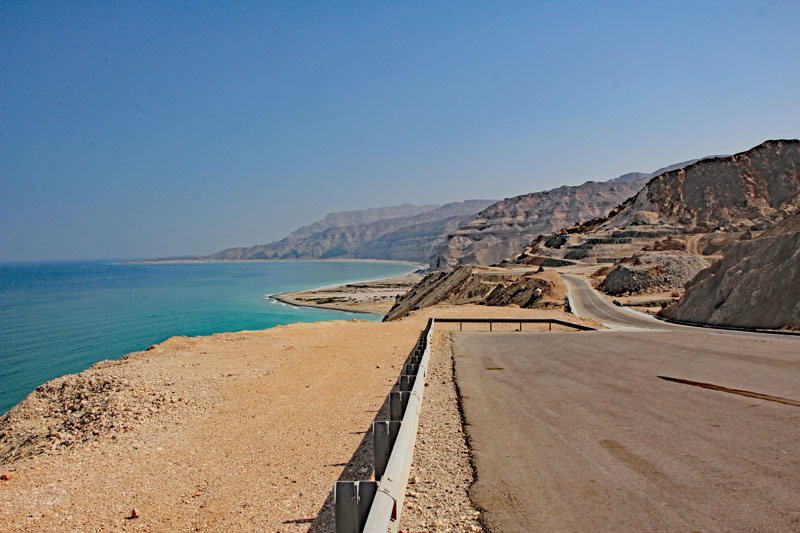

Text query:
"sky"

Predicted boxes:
[[2, 1, 799, 261]]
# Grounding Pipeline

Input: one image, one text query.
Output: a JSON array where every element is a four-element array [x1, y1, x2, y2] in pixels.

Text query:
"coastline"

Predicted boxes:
[[270, 272, 425, 316], [122, 258, 428, 268]]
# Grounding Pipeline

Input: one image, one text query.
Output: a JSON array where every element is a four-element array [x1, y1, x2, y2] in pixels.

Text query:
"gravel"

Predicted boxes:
[[400, 330, 483, 533]]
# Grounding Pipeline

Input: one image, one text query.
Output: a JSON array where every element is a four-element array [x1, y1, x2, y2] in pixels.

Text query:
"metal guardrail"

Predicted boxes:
[[335, 318, 434, 533], [334, 316, 592, 532], [433, 317, 595, 332]]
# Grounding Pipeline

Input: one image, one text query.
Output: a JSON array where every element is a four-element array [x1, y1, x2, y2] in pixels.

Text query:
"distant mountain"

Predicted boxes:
[[285, 203, 439, 240], [206, 200, 496, 263], [427, 171, 678, 269]]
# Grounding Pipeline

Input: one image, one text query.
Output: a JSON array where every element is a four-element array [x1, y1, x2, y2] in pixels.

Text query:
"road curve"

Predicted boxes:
[[562, 274, 680, 330]]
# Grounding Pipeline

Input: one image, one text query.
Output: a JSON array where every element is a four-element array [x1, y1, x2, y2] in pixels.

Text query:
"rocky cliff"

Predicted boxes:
[[207, 200, 495, 263], [428, 173, 657, 270], [593, 140, 800, 232], [660, 211, 800, 330], [518, 140, 800, 275]]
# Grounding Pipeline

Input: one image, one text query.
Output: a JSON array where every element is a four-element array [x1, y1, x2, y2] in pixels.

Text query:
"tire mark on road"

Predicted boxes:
[[658, 376, 800, 407]]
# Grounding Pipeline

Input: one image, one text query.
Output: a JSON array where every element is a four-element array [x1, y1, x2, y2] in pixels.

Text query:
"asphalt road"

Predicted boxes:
[[561, 274, 678, 330], [453, 330, 800, 532]]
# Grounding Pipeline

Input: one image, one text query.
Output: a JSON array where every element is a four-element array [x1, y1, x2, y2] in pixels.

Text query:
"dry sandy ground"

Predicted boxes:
[[273, 273, 424, 315], [0, 304, 591, 532]]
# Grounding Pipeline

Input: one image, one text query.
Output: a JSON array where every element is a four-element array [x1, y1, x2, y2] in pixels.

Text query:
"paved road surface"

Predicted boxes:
[[453, 330, 800, 532], [561, 274, 679, 330]]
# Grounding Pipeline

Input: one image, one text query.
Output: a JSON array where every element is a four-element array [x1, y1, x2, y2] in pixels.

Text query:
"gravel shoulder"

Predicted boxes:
[[400, 330, 482, 533]]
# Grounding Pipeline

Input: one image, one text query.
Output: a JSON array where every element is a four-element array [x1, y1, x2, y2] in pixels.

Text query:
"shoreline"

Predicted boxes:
[[122, 258, 428, 268], [268, 293, 377, 315], [269, 272, 425, 316], [0, 261, 423, 416]]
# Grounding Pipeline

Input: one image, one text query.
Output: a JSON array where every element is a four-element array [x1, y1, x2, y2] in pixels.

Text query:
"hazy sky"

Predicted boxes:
[[2, 1, 799, 261]]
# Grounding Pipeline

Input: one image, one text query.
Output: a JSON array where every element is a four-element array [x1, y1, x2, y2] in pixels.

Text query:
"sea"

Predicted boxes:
[[0, 260, 418, 415]]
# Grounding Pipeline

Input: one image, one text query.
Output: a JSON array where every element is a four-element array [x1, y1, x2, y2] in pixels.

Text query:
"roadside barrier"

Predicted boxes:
[[333, 316, 592, 532], [433, 317, 595, 332], [334, 318, 434, 533]]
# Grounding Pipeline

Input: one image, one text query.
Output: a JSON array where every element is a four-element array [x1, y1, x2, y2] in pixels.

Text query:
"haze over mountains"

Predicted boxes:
[[200, 138, 800, 330], [206, 200, 496, 263], [203, 162, 702, 266]]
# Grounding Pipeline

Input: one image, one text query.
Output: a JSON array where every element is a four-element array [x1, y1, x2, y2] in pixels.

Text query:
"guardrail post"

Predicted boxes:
[[373, 421, 401, 481], [335, 481, 357, 533], [399, 374, 414, 392], [390, 391, 411, 421], [335, 480, 377, 533]]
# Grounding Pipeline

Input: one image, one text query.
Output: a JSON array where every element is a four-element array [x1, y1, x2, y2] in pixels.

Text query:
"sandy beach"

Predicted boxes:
[[0, 304, 595, 532], [272, 273, 425, 315]]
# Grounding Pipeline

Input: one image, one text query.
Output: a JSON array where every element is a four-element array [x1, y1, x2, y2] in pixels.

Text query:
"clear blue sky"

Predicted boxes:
[[2, 1, 798, 261]]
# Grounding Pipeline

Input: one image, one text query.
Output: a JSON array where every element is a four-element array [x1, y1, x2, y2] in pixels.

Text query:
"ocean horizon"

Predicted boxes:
[[0, 259, 418, 415]]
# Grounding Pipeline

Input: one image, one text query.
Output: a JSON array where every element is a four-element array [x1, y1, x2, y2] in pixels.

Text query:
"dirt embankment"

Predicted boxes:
[[384, 266, 567, 321]]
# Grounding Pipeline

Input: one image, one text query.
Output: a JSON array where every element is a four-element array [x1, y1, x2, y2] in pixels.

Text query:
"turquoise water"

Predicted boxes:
[[0, 260, 417, 415]]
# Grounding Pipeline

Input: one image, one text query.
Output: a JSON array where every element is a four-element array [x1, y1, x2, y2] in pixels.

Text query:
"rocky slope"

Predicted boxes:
[[661, 211, 800, 330], [384, 265, 566, 321], [207, 200, 495, 263], [592, 139, 800, 232], [599, 251, 710, 296], [429, 172, 664, 270], [517, 140, 799, 291]]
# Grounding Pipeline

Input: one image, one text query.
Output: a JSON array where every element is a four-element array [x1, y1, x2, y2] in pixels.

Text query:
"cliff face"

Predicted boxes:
[[206, 200, 496, 263], [428, 174, 650, 270], [596, 140, 800, 232], [661, 211, 800, 330]]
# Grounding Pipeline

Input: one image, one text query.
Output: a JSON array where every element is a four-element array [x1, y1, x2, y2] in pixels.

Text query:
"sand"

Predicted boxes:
[[0, 304, 593, 532], [272, 273, 424, 315]]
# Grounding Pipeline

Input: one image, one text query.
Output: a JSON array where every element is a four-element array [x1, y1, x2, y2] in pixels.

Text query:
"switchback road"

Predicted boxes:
[[562, 274, 682, 330]]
